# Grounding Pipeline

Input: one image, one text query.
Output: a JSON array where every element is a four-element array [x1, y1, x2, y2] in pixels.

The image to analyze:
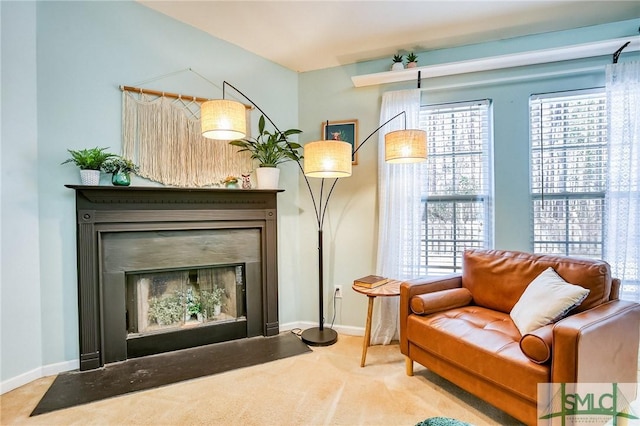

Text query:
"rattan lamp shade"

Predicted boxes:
[[201, 99, 246, 140], [304, 140, 353, 178], [385, 129, 428, 163]]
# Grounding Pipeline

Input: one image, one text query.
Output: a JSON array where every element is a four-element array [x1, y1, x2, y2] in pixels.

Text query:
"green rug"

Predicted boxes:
[[416, 417, 473, 426]]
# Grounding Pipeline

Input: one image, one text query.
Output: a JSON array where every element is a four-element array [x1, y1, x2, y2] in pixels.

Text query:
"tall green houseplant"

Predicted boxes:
[[229, 115, 303, 167], [229, 115, 303, 189]]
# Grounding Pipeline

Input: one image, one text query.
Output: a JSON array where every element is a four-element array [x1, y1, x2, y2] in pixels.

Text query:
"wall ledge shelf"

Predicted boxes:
[[351, 36, 639, 88]]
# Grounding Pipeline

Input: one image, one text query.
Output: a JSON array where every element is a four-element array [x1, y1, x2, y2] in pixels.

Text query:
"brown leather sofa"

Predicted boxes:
[[400, 249, 640, 425]]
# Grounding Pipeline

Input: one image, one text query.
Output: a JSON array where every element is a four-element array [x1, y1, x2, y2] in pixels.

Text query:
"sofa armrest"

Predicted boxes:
[[400, 274, 462, 355], [411, 288, 473, 315], [609, 278, 621, 300], [551, 300, 640, 384], [520, 324, 554, 364]]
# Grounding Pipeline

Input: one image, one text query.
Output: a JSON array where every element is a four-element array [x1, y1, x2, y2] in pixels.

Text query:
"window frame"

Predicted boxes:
[[529, 88, 607, 258], [418, 99, 494, 275]]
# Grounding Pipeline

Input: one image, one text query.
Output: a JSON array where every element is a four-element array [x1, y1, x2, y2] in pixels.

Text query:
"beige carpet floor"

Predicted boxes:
[[0, 332, 618, 426]]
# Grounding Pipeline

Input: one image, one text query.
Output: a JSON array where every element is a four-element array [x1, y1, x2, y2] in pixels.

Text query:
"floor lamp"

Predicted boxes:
[[200, 82, 427, 346]]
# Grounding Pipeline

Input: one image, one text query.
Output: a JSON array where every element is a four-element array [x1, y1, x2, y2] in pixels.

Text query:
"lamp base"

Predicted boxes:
[[300, 327, 338, 346]]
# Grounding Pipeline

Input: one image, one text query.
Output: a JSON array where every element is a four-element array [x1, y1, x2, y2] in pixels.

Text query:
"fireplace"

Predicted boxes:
[[66, 185, 282, 371]]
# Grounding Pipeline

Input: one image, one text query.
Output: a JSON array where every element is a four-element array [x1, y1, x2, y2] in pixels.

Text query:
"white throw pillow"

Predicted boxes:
[[510, 267, 590, 335]]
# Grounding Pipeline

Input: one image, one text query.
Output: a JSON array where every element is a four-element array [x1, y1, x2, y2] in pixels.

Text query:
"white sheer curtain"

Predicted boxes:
[[604, 61, 640, 303], [371, 89, 425, 344]]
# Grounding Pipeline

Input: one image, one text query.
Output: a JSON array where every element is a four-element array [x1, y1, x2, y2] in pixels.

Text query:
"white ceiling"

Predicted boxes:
[[139, 1, 640, 72]]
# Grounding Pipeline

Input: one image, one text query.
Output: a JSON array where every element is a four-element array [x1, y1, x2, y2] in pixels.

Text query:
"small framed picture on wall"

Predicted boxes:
[[321, 119, 359, 165]]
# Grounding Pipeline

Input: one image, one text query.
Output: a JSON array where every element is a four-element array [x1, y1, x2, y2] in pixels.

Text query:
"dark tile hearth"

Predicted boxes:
[[31, 332, 311, 416]]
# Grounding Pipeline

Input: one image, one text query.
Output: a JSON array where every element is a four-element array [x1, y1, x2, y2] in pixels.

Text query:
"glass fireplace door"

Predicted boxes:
[[126, 265, 246, 337]]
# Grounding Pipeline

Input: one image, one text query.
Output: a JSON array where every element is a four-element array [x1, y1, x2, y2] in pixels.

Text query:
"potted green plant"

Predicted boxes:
[[229, 115, 302, 189], [100, 156, 139, 186], [406, 52, 418, 68], [61, 146, 115, 185], [200, 287, 225, 318], [147, 295, 183, 326], [391, 54, 404, 71], [184, 287, 203, 322]]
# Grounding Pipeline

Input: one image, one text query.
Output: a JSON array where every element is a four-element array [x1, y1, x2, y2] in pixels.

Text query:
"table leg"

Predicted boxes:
[[360, 295, 375, 367]]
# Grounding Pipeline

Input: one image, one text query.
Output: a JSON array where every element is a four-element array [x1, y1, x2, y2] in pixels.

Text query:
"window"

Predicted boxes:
[[418, 100, 494, 274], [530, 89, 607, 258]]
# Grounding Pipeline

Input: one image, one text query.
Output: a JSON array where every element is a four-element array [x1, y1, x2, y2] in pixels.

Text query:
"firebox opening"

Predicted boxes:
[[125, 264, 247, 338]]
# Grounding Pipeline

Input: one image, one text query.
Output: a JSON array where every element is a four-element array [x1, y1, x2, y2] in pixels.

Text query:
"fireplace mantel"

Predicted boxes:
[[65, 185, 284, 207], [66, 185, 283, 370]]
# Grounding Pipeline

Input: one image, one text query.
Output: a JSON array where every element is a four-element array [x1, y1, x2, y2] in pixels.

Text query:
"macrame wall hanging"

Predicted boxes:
[[120, 84, 253, 187]]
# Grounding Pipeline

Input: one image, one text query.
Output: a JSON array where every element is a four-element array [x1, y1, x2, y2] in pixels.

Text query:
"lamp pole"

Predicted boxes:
[[213, 83, 412, 346], [299, 112, 410, 346], [218, 82, 336, 345], [299, 228, 337, 345]]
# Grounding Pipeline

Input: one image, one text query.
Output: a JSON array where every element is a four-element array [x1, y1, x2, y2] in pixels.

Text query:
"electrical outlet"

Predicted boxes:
[[334, 285, 343, 298]]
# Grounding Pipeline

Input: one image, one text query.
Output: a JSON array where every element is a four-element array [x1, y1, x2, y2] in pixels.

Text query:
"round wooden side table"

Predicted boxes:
[[352, 279, 401, 367]]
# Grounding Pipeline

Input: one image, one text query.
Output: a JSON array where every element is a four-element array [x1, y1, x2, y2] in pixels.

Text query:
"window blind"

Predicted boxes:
[[418, 100, 493, 274], [530, 89, 608, 257]]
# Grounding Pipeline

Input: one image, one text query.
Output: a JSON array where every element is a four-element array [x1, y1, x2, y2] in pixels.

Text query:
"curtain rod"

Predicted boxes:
[[119, 85, 252, 109]]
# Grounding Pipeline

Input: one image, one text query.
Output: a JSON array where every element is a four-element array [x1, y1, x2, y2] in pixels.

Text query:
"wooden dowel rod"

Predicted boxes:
[[119, 85, 252, 109]]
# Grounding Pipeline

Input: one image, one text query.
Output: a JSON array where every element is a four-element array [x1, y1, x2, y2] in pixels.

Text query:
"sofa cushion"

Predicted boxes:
[[406, 306, 549, 401], [410, 288, 472, 315], [462, 249, 611, 314], [510, 267, 590, 335], [520, 324, 553, 364]]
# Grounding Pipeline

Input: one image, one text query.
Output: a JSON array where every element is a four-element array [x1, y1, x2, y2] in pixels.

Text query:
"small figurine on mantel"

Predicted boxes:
[[241, 174, 252, 189], [221, 176, 239, 189]]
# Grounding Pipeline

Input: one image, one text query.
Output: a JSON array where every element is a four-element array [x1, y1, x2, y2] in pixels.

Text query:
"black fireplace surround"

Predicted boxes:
[[66, 185, 282, 371]]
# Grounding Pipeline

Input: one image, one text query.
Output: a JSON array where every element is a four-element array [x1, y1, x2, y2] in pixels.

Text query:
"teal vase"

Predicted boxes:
[[112, 171, 131, 186]]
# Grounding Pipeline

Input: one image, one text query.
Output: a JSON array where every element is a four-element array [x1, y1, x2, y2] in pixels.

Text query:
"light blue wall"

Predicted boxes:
[[1, 0, 43, 385], [1, 0, 299, 385], [35, 0, 300, 367], [1, 0, 637, 388], [298, 19, 640, 328]]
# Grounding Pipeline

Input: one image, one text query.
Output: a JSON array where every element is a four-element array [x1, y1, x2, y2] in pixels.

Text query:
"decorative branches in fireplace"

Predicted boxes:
[[127, 265, 245, 337]]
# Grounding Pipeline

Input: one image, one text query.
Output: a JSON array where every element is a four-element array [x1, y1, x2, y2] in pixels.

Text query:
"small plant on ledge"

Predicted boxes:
[[406, 52, 418, 68], [391, 54, 404, 71]]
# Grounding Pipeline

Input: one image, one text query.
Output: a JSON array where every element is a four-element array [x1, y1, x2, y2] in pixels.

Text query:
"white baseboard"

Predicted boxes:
[[41, 359, 79, 377], [280, 321, 364, 337], [0, 359, 78, 395], [1, 323, 362, 395]]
